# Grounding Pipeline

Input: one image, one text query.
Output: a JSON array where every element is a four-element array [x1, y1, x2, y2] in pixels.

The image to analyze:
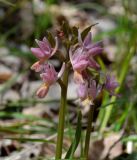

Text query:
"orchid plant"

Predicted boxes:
[[30, 23, 119, 160]]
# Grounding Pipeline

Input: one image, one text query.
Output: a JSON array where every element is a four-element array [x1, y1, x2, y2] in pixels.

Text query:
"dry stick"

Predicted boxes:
[[105, 116, 129, 160]]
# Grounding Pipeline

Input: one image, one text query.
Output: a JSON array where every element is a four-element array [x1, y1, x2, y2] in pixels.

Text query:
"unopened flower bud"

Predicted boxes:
[[36, 85, 49, 98]]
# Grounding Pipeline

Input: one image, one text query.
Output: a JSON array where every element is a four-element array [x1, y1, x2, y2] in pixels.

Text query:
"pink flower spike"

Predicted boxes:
[[104, 74, 119, 95], [31, 61, 43, 72], [36, 85, 49, 98]]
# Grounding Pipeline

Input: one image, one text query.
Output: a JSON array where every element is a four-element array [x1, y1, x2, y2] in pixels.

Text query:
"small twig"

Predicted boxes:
[[105, 117, 128, 159]]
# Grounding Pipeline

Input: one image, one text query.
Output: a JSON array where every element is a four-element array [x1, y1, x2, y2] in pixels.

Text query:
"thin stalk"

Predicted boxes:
[[84, 105, 95, 160], [55, 69, 69, 159]]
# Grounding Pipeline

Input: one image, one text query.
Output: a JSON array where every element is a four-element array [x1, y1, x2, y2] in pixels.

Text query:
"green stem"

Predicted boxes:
[[55, 69, 69, 159], [84, 105, 95, 160]]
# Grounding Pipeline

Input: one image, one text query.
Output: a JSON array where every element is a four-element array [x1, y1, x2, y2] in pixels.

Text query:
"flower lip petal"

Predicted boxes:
[[88, 58, 100, 69], [31, 48, 44, 59], [43, 37, 51, 47], [40, 63, 58, 85], [87, 47, 103, 57], [35, 39, 50, 52], [73, 60, 88, 72], [85, 41, 103, 50]]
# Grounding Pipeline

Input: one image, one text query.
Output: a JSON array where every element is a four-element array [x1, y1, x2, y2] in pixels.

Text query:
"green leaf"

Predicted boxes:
[[70, 36, 78, 45], [65, 111, 82, 159], [0, 0, 15, 6], [81, 23, 98, 41], [62, 21, 71, 38], [70, 26, 79, 45], [72, 26, 78, 37], [122, 135, 137, 142], [4, 137, 54, 143]]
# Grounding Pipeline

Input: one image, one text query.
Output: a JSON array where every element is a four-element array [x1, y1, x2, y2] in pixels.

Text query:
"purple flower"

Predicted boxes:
[[31, 37, 58, 60], [40, 63, 65, 85], [69, 47, 87, 72], [89, 80, 102, 100], [69, 41, 102, 83], [77, 80, 102, 104], [30, 37, 59, 72], [77, 82, 88, 101], [70, 47, 102, 70], [104, 74, 119, 95], [36, 63, 65, 98], [69, 31, 103, 77]]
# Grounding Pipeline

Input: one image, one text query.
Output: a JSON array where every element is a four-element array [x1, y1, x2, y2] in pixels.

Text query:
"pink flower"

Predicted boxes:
[[69, 47, 88, 72], [40, 63, 65, 85], [88, 80, 102, 100], [104, 74, 119, 95], [31, 37, 58, 60], [69, 31, 103, 80], [69, 44, 102, 83], [77, 82, 88, 100], [31, 61, 43, 72], [70, 47, 102, 71], [36, 63, 65, 98], [77, 80, 102, 103], [30, 37, 59, 72]]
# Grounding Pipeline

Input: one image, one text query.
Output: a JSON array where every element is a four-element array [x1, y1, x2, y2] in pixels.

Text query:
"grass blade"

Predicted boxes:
[[65, 111, 82, 159]]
